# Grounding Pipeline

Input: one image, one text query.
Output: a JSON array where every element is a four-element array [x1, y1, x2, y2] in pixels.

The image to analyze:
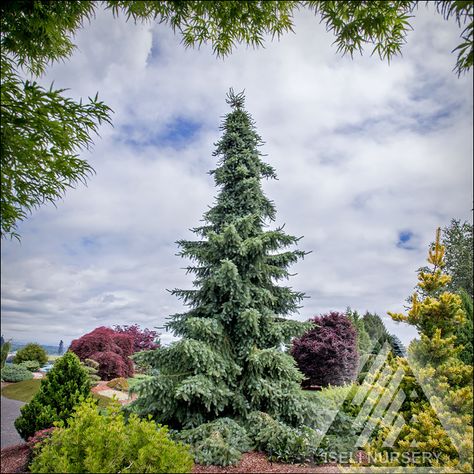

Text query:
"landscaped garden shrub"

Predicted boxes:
[[128, 91, 312, 432], [364, 229, 473, 472], [27, 427, 57, 450], [69, 326, 134, 380], [302, 384, 358, 456], [113, 324, 160, 352], [174, 418, 252, 466], [80, 358, 100, 386], [386, 333, 406, 357], [29, 399, 194, 473], [19, 360, 41, 372], [13, 343, 48, 366], [456, 288, 473, 365], [362, 312, 391, 353], [303, 384, 355, 427], [14, 351, 91, 440], [106, 376, 128, 391], [346, 308, 372, 355], [291, 311, 359, 387], [246, 411, 323, 463], [90, 350, 132, 380], [127, 373, 153, 392], [1, 363, 33, 382]]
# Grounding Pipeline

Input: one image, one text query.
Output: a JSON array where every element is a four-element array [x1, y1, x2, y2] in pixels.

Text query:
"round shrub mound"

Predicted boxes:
[[19, 360, 41, 372], [80, 358, 100, 386], [29, 399, 194, 473], [13, 343, 48, 366], [14, 352, 91, 440], [69, 327, 134, 380], [106, 377, 128, 391], [175, 417, 252, 466], [291, 311, 359, 387], [1, 363, 33, 382]]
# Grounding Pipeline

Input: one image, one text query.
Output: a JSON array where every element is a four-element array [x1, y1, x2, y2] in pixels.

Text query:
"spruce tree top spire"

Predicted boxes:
[[226, 88, 245, 109]]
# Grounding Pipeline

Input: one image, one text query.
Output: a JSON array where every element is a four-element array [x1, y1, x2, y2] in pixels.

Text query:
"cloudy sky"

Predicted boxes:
[[1, 5, 472, 348]]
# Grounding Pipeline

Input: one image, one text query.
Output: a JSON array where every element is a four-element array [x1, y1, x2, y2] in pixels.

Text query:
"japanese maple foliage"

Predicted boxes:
[[291, 311, 359, 387]]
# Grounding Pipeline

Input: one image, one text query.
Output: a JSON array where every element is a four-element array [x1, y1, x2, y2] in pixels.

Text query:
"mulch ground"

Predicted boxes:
[[192, 452, 340, 473], [0, 444, 30, 474], [1, 448, 340, 474]]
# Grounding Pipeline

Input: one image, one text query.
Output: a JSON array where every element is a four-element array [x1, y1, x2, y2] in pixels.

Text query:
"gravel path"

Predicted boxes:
[[1, 396, 25, 448]]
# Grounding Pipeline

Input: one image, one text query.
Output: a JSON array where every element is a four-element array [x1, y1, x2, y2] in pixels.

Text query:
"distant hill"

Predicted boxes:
[[9, 342, 61, 355]]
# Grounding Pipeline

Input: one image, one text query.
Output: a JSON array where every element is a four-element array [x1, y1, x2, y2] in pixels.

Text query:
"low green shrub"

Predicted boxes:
[[174, 417, 251, 466], [19, 360, 41, 372], [106, 377, 128, 391], [14, 343, 48, 366], [128, 373, 153, 392], [1, 364, 34, 382], [302, 384, 358, 456], [302, 384, 356, 429], [14, 352, 91, 440], [81, 358, 100, 386], [29, 399, 194, 473], [246, 411, 323, 463]]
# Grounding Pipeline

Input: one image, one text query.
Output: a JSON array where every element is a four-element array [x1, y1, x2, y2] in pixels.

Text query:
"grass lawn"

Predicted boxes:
[[2, 379, 114, 407], [1, 379, 41, 402]]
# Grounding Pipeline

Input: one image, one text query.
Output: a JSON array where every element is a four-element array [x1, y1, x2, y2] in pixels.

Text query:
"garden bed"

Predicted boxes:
[[192, 452, 340, 473], [1, 446, 341, 474], [0, 443, 30, 474], [90, 380, 137, 405]]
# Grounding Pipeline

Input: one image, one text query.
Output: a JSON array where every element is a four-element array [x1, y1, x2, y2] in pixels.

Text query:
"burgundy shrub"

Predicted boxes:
[[291, 311, 359, 387], [90, 351, 132, 379], [69, 327, 134, 380], [27, 427, 57, 450], [113, 332, 134, 356], [113, 324, 160, 352]]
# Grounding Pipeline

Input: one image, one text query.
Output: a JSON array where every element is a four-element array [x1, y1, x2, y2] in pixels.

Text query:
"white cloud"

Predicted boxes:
[[1, 5, 472, 348]]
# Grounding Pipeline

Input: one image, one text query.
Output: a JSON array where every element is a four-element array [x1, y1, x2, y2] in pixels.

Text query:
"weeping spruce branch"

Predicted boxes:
[[130, 90, 311, 429]]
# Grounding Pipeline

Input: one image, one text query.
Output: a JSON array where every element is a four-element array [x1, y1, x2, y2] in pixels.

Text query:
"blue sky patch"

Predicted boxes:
[[163, 117, 200, 143], [81, 236, 97, 248], [119, 117, 201, 149], [397, 230, 416, 250]]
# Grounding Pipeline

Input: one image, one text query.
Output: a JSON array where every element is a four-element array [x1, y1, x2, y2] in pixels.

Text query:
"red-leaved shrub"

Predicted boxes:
[[291, 311, 359, 387], [90, 351, 132, 380], [27, 427, 57, 451], [69, 327, 134, 380], [113, 324, 159, 352]]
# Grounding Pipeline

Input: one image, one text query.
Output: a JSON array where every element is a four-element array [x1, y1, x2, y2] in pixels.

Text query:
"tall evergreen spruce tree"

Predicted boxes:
[[131, 90, 310, 429]]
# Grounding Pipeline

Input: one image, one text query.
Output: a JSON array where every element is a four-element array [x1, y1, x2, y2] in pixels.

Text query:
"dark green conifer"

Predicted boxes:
[[14, 351, 90, 439], [131, 90, 310, 429]]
